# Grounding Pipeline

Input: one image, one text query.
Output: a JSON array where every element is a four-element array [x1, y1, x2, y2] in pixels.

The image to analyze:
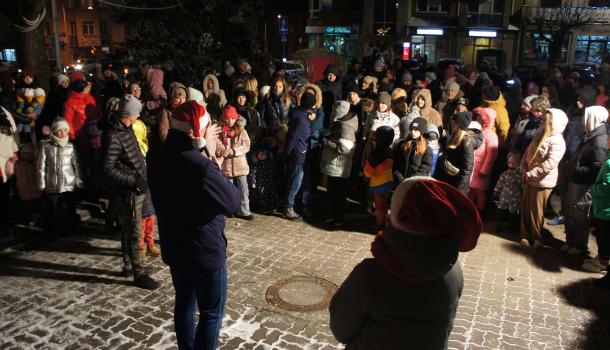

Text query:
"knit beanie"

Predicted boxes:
[[378, 92, 391, 106], [51, 117, 70, 133], [300, 91, 317, 110], [70, 70, 86, 82], [453, 111, 473, 131], [425, 123, 439, 140], [409, 117, 428, 133], [402, 72, 413, 83], [57, 74, 70, 87], [118, 94, 143, 117], [221, 105, 240, 121], [331, 100, 351, 121], [447, 82, 460, 94]]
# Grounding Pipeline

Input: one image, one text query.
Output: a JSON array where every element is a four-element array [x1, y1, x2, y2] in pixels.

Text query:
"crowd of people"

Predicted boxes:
[[2, 53, 610, 349]]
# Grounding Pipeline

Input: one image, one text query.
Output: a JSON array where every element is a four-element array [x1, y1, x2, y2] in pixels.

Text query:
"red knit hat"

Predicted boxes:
[[389, 177, 481, 252], [171, 100, 208, 148], [221, 105, 239, 121], [70, 70, 86, 82]]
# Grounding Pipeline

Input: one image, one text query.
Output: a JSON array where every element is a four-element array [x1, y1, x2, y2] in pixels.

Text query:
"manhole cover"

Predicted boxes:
[[265, 276, 338, 312]]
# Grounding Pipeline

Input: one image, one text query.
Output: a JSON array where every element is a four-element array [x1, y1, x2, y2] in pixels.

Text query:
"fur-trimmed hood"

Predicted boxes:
[[297, 83, 323, 109], [203, 74, 221, 95]]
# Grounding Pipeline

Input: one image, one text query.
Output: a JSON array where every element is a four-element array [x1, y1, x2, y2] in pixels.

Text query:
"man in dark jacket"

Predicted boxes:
[[283, 91, 316, 221], [317, 64, 343, 128], [563, 106, 609, 257], [102, 94, 159, 290], [147, 100, 240, 350]]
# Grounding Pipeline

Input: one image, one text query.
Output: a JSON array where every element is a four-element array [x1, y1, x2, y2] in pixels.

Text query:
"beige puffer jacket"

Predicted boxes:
[[216, 130, 250, 178]]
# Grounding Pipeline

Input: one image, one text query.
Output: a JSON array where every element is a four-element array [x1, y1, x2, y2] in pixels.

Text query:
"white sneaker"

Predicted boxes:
[[582, 258, 608, 273]]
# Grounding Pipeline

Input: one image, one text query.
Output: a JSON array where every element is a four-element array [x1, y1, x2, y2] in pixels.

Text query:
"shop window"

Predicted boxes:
[[575, 35, 609, 65], [416, 0, 450, 13], [461, 37, 503, 65], [523, 32, 568, 62], [468, 0, 504, 13], [1, 49, 17, 62], [82, 21, 95, 36]]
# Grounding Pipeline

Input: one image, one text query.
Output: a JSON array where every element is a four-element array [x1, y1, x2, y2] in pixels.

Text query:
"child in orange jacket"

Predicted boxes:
[[364, 125, 395, 230]]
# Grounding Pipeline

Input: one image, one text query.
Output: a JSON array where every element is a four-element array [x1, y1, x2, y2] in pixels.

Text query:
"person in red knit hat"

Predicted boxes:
[[330, 176, 482, 350], [215, 105, 253, 220]]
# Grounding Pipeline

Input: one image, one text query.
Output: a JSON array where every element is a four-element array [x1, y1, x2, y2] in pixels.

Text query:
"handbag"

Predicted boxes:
[[444, 157, 459, 176]]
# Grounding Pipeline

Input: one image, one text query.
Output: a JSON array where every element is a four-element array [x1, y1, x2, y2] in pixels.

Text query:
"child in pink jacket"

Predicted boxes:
[[469, 107, 498, 211]]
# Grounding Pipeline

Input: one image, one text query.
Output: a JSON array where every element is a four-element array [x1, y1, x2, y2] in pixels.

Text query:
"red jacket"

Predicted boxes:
[[62, 91, 99, 140], [63, 91, 101, 152]]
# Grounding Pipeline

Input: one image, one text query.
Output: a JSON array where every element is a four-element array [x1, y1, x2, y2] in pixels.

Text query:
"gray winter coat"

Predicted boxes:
[[36, 139, 83, 193], [321, 113, 358, 178]]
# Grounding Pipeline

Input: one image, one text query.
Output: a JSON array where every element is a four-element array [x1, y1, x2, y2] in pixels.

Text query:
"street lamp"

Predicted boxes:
[[87, 0, 93, 10]]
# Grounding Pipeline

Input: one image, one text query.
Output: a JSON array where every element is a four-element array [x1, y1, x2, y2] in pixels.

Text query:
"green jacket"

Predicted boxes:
[[591, 152, 610, 221]]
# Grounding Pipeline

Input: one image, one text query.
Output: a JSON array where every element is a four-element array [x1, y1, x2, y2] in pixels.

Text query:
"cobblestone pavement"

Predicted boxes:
[[1, 212, 609, 349]]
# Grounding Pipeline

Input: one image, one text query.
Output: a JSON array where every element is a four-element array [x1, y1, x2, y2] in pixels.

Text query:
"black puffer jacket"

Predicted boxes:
[[568, 123, 609, 185], [392, 138, 433, 183], [262, 93, 291, 129], [435, 131, 483, 193], [102, 119, 147, 193]]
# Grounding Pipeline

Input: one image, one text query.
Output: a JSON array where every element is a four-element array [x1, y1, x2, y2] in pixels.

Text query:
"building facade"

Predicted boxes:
[[44, 0, 131, 68]]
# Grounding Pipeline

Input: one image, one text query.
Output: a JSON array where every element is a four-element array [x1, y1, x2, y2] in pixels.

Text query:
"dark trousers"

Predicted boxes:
[[116, 193, 145, 276], [0, 180, 11, 232], [42, 192, 80, 235], [596, 219, 610, 262], [327, 176, 350, 220], [170, 264, 227, 350]]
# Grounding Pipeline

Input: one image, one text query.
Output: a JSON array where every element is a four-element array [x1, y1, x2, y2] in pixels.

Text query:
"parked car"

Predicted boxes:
[[562, 65, 597, 83]]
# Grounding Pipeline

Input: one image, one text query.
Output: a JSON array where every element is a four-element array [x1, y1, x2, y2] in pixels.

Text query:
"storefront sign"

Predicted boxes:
[[469, 30, 497, 38], [325, 27, 351, 34], [416, 28, 443, 36]]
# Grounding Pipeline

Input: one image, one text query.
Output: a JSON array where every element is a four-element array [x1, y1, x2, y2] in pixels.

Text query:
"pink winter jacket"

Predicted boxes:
[[520, 108, 568, 189], [470, 108, 499, 190]]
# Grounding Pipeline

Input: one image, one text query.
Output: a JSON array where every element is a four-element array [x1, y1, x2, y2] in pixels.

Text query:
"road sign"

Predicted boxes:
[[279, 16, 288, 34]]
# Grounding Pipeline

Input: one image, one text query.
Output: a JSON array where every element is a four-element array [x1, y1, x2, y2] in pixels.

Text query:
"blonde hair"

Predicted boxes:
[[523, 111, 552, 166], [244, 76, 259, 107], [446, 121, 465, 149]]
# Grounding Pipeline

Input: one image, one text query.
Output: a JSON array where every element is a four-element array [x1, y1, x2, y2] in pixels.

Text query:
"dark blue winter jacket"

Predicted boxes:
[[147, 130, 240, 271], [285, 109, 312, 164]]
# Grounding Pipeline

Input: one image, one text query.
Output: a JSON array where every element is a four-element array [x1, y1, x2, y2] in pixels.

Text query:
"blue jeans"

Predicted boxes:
[[231, 176, 250, 216], [170, 264, 228, 350], [285, 162, 304, 209]]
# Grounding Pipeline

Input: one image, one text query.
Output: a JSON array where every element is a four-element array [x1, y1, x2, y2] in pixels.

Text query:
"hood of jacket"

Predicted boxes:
[[479, 107, 497, 130], [577, 85, 597, 108], [414, 89, 433, 110], [203, 74, 221, 95], [296, 83, 323, 109], [168, 82, 189, 101], [146, 68, 166, 99], [336, 112, 358, 136], [584, 105, 609, 134], [485, 92, 507, 109], [549, 108, 569, 135], [323, 64, 340, 78]]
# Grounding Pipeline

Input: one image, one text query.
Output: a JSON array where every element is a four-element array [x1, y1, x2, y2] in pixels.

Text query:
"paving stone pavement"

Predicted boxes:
[[1, 213, 609, 349]]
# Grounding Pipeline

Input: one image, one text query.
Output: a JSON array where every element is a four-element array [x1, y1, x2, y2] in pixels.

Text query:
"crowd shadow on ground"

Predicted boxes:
[[557, 279, 610, 349], [0, 253, 132, 286]]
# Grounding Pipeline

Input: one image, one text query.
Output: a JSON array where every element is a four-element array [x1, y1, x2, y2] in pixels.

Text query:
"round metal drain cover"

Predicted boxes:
[[265, 276, 338, 312]]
